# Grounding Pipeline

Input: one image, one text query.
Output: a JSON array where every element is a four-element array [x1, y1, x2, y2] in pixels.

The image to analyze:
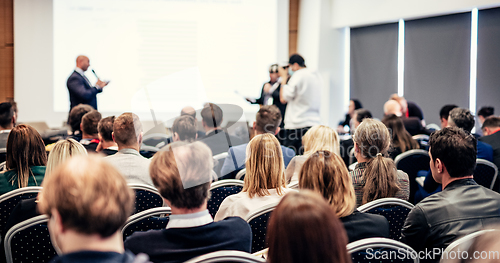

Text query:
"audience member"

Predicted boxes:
[[96, 116, 118, 156], [67, 104, 94, 142], [79, 110, 102, 153], [124, 141, 252, 263], [350, 118, 410, 206], [171, 115, 197, 142], [0, 102, 16, 149], [105, 113, 153, 186], [285, 125, 339, 184], [477, 106, 494, 125], [382, 114, 420, 159], [439, 104, 458, 128], [267, 190, 351, 263], [479, 116, 500, 171], [278, 54, 322, 154], [299, 150, 389, 242], [180, 106, 205, 139], [401, 127, 500, 263], [384, 99, 427, 136], [0, 124, 47, 195], [199, 103, 244, 155], [38, 156, 146, 263], [215, 133, 295, 221], [390, 94, 425, 126], [340, 108, 372, 166], [220, 105, 295, 179], [338, 99, 362, 134]]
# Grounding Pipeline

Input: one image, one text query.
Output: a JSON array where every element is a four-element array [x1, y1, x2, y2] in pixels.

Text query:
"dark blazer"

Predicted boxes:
[[479, 131, 500, 172], [252, 81, 287, 128], [402, 117, 428, 136], [67, 71, 102, 110], [340, 211, 390, 243], [199, 129, 245, 156]]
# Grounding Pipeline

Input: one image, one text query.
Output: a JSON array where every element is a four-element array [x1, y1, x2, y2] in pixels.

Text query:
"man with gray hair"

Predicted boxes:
[[105, 112, 153, 186]]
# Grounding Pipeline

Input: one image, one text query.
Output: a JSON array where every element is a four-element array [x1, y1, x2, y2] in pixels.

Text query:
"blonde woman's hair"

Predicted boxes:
[[299, 150, 356, 218], [46, 138, 87, 175], [243, 133, 286, 198], [302, 125, 340, 156], [353, 118, 399, 204]]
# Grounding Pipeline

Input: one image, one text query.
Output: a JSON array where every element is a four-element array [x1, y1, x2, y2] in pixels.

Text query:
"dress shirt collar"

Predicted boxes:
[[0, 129, 11, 134], [166, 210, 213, 229], [75, 67, 86, 76]]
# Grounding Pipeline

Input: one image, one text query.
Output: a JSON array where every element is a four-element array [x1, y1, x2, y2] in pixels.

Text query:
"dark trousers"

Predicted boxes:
[[279, 127, 311, 155]]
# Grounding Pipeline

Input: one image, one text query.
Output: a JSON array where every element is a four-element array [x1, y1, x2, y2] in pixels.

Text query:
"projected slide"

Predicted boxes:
[[53, 0, 278, 120]]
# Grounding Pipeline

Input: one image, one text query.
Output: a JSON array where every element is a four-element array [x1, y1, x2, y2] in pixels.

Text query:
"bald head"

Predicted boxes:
[[180, 106, 196, 119], [76, 55, 90, 71], [384, 100, 402, 116]]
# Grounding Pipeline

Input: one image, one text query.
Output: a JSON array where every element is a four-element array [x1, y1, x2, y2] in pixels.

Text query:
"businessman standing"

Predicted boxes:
[[67, 55, 109, 110]]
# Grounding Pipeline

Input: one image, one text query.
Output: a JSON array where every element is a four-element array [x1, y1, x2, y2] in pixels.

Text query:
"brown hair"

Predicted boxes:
[[6, 124, 47, 188], [172, 115, 197, 142], [299, 151, 355, 218], [201, 103, 223, 128], [68, 104, 94, 132], [255, 105, 281, 134], [81, 110, 101, 136], [354, 119, 399, 204], [98, 116, 115, 142], [38, 155, 134, 238], [482, 116, 500, 129], [243, 133, 286, 198], [150, 141, 213, 209], [267, 190, 351, 263], [113, 113, 142, 146], [382, 114, 419, 153]]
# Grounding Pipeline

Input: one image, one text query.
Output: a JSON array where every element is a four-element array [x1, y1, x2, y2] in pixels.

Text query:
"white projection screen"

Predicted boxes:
[[15, 0, 288, 127]]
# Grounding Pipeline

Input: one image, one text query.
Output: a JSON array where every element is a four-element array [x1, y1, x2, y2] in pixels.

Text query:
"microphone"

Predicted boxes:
[[91, 69, 99, 79]]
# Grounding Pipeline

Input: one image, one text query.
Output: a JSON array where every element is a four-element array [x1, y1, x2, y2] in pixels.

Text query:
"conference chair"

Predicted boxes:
[[207, 180, 244, 218], [244, 202, 280, 254], [4, 215, 58, 263], [139, 145, 160, 159], [142, 133, 171, 148], [0, 187, 42, 242], [122, 207, 172, 241], [235, 168, 246, 181], [412, 134, 430, 150], [213, 152, 229, 177], [0, 148, 6, 164], [128, 184, 164, 214], [347, 237, 419, 263], [357, 198, 414, 241], [394, 149, 430, 204], [287, 181, 299, 189], [473, 159, 498, 190], [183, 250, 266, 263], [440, 229, 499, 263], [349, 147, 356, 166], [425, 123, 441, 131]]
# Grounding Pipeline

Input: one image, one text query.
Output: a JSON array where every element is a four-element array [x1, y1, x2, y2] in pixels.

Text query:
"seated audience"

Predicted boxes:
[[171, 115, 198, 142], [479, 116, 500, 171], [340, 108, 372, 166], [384, 99, 427, 136], [0, 124, 47, 195], [0, 102, 16, 149], [79, 110, 102, 153], [215, 133, 295, 221], [299, 150, 389, 242], [267, 190, 351, 263], [198, 103, 244, 155], [338, 99, 362, 134], [105, 113, 153, 186], [350, 118, 410, 206], [401, 127, 500, 263], [220, 105, 295, 179], [180, 106, 205, 140], [96, 116, 118, 156], [439, 104, 458, 128], [382, 114, 420, 159], [390, 94, 425, 126], [285, 125, 339, 184], [67, 104, 94, 142], [124, 141, 252, 263], [38, 156, 147, 263], [477, 106, 494, 125]]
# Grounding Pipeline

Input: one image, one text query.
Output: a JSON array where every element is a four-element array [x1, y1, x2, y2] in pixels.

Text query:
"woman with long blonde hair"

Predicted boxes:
[[46, 138, 88, 175], [285, 125, 339, 184], [299, 150, 389, 242], [350, 119, 409, 206], [215, 133, 295, 221]]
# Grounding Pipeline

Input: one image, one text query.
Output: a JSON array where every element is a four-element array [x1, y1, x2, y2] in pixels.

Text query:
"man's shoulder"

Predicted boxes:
[[479, 132, 500, 144]]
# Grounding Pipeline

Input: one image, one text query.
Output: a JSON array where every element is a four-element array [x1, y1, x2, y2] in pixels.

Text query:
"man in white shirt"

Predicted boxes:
[[278, 54, 322, 154]]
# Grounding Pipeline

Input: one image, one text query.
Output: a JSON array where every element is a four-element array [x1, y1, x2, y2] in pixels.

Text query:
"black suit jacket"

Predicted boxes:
[[253, 81, 287, 128], [199, 129, 244, 156], [402, 117, 428, 136], [479, 131, 500, 171], [67, 71, 102, 110]]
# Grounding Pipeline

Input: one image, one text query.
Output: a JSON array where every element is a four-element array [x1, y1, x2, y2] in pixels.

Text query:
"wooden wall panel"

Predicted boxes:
[[0, 0, 14, 103], [289, 0, 300, 55]]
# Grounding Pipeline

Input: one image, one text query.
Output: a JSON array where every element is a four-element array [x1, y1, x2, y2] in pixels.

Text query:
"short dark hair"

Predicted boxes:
[[172, 116, 197, 141], [98, 116, 115, 142], [429, 127, 476, 178], [439, 104, 458, 120], [354, 109, 372, 123], [255, 105, 281, 134], [201, 103, 223, 128], [477, 106, 494, 118], [81, 110, 101, 136], [288, 54, 305, 67], [113, 113, 142, 146], [0, 102, 14, 129], [351, 99, 363, 110], [448, 108, 474, 133], [69, 104, 94, 132], [482, 116, 500, 130]]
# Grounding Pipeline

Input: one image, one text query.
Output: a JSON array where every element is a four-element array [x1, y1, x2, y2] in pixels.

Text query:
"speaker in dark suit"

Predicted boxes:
[[67, 56, 108, 110]]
